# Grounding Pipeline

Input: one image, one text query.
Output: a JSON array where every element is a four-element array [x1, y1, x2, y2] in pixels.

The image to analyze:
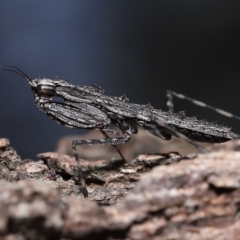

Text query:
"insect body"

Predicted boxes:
[[1, 66, 239, 197]]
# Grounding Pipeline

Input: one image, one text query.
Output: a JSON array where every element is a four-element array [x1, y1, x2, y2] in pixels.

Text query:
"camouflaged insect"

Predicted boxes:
[[2, 66, 239, 197]]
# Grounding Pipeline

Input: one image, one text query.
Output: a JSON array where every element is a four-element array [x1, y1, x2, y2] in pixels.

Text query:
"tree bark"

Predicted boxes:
[[0, 137, 240, 240]]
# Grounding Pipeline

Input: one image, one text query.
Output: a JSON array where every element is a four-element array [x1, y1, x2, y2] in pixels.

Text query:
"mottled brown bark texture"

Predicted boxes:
[[0, 134, 240, 240]]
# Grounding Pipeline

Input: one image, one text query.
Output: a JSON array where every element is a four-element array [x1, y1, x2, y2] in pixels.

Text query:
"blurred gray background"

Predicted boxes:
[[0, 1, 240, 159]]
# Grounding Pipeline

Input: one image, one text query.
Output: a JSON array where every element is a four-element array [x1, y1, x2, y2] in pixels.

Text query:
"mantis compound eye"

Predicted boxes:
[[36, 79, 56, 96]]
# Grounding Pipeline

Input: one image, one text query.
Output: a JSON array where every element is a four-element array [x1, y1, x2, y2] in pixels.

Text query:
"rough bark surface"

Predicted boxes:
[[0, 136, 240, 240]]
